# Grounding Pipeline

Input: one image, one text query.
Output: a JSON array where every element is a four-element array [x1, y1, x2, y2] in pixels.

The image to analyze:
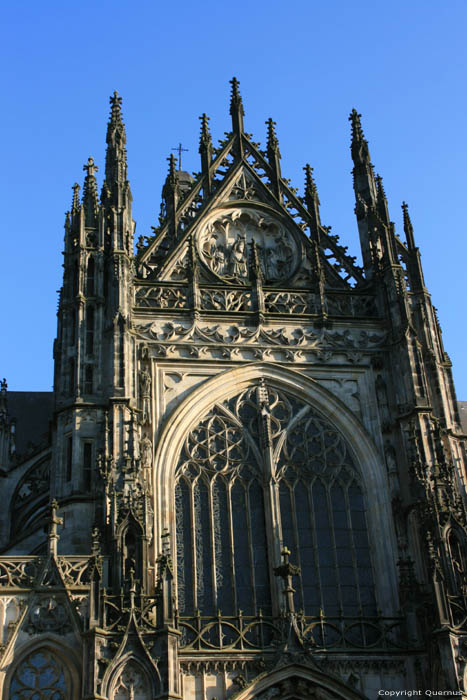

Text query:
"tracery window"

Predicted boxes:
[[175, 382, 376, 617], [9, 649, 71, 699]]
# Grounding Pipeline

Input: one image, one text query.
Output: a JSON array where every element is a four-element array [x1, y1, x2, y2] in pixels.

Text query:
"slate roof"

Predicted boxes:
[[7, 392, 53, 458]]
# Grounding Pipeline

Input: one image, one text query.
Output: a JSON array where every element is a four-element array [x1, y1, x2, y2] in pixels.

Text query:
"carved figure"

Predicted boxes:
[[229, 234, 248, 279], [139, 367, 152, 425]]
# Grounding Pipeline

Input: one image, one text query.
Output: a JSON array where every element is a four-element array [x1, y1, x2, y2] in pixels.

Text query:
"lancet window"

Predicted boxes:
[[174, 382, 376, 618]]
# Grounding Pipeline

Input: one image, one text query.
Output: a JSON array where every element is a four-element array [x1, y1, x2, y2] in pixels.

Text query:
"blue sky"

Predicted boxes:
[[1, 1, 466, 397]]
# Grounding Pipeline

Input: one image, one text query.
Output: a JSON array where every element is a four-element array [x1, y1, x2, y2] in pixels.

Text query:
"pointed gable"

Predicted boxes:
[[135, 78, 366, 298]]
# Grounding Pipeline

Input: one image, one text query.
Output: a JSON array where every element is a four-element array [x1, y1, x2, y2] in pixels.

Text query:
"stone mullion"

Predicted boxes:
[[289, 482, 305, 610], [208, 477, 218, 613], [226, 481, 238, 614], [344, 483, 364, 615], [244, 485, 257, 614], [308, 479, 325, 613], [327, 483, 344, 616], [189, 481, 198, 612]]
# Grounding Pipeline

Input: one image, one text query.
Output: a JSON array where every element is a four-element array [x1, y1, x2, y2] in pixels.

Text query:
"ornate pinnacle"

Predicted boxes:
[[375, 174, 389, 225], [304, 164, 319, 201], [229, 76, 244, 134], [230, 77, 243, 111], [266, 118, 280, 154], [199, 113, 212, 152], [109, 90, 123, 127], [104, 91, 128, 206], [402, 201, 416, 249], [71, 183, 80, 214], [82, 157, 99, 227], [349, 108, 371, 165], [167, 153, 178, 186], [303, 164, 321, 236]]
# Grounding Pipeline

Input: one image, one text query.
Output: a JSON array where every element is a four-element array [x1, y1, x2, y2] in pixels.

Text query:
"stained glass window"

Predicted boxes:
[[174, 382, 376, 617], [10, 649, 70, 700]]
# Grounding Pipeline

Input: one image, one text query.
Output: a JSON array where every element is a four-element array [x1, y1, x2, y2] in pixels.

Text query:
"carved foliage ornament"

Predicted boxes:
[[198, 208, 299, 285]]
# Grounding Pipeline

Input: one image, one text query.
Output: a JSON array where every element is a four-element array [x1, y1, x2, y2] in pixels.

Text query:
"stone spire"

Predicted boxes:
[[303, 164, 321, 239], [266, 118, 282, 199], [349, 109, 377, 208], [82, 157, 99, 228], [229, 77, 244, 135], [102, 91, 129, 208]]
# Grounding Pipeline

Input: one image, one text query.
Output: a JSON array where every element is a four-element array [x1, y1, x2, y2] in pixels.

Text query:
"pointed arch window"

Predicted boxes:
[[174, 382, 376, 618], [111, 660, 151, 700], [9, 648, 72, 699]]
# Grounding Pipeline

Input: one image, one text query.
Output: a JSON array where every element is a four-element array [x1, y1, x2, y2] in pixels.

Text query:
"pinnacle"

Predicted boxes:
[[304, 164, 318, 199], [230, 77, 243, 109], [109, 90, 124, 126], [82, 157, 99, 226], [349, 108, 364, 141], [229, 77, 245, 133], [375, 174, 387, 199], [266, 118, 279, 152], [199, 113, 212, 150], [71, 183, 80, 213], [402, 201, 415, 248]]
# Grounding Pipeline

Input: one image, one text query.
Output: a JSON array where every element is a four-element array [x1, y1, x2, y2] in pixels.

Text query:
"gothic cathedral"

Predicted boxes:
[[0, 80, 466, 699]]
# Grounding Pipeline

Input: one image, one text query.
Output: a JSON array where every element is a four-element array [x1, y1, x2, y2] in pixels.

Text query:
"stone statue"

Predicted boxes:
[[139, 367, 151, 425]]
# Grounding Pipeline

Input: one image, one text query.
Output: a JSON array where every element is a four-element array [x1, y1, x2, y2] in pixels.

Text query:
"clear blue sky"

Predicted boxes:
[[1, 1, 466, 397]]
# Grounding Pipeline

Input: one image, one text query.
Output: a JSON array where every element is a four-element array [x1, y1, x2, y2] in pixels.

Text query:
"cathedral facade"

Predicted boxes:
[[0, 80, 466, 699]]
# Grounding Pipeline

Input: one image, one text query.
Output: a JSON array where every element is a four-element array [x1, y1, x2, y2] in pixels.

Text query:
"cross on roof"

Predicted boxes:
[[171, 142, 188, 171]]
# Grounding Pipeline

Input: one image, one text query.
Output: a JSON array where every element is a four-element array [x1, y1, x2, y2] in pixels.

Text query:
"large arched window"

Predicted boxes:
[[9, 648, 72, 699], [174, 382, 376, 618]]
